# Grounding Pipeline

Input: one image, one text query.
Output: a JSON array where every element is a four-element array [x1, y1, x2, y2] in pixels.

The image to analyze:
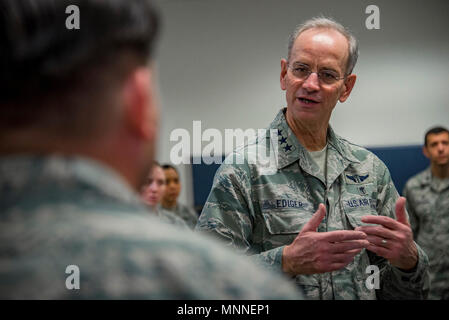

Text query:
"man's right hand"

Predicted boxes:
[[282, 204, 369, 275]]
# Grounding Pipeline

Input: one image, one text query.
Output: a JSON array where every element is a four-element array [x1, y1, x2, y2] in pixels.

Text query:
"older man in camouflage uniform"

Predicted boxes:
[[403, 127, 449, 299], [197, 17, 430, 299], [0, 0, 302, 299]]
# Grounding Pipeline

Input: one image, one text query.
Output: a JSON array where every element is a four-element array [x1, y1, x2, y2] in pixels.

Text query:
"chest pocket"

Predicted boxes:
[[341, 182, 378, 229], [260, 204, 314, 251], [262, 208, 313, 235]]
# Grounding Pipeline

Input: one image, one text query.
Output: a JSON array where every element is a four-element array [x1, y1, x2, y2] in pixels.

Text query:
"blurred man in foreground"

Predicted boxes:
[[0, 0, 301, 299], [403, 126, 449, 299]]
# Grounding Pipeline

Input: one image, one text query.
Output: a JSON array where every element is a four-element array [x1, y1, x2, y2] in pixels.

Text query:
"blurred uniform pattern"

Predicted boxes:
[[0, 155, 301, 299]]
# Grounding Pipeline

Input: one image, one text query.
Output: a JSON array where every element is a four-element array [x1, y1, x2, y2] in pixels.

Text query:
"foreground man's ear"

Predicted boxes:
[[122, 67, 157, 142]]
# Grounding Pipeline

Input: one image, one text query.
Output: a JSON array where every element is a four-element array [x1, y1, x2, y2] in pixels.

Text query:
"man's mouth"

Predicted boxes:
[[297, 97, 319, 104]]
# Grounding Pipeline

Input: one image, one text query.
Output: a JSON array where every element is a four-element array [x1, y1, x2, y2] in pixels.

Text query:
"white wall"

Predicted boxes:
[[152, 0, 449, 206]]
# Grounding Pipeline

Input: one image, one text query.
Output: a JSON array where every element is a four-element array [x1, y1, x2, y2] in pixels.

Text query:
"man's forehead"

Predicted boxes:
[[428, 132, 449, 143], [290, 28, 349, 67]]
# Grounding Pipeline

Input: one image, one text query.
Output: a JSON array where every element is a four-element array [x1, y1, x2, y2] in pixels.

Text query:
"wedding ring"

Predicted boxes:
[[381, 239, 388, 244]]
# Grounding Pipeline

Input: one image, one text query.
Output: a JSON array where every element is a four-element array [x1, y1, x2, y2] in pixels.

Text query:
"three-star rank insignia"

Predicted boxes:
[[277, 128, 294, 153]]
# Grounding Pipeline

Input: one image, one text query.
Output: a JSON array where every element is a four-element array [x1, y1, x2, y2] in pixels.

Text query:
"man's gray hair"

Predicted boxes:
[[287, 16, 359, 75]]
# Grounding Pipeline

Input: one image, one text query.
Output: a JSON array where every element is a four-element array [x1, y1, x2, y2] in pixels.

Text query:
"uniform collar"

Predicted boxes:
[[420, 167, 432, 186], [269, 108, 360, 172], [422, 167, 449, 192]]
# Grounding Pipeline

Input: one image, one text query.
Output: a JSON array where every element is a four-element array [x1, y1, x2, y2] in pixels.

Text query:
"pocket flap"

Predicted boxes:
[[262, 208, 313, 235]]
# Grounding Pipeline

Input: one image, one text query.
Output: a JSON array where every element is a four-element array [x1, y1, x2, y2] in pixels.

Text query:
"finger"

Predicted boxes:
[[328, 259, 355, 272], [318, 259, 355, 273], [344, 248, 364, 255], [300, 203, 326, 233], [329, 240, 369, 253], [395, 197, 410, 226], [331, 251, 360, 263], [366, 235, 390, 248], [361, 215, 402, 230], [355, 226, 396, 240], [322, 230, 367, 242], [366, 243, 390, 259]]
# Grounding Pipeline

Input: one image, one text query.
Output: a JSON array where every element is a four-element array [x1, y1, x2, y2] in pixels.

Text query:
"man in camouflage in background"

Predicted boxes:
[[0, 0, 302, 299], [197, 17, 430, 299], [161, 164, 199, 229], [403, 127, 449, 299]]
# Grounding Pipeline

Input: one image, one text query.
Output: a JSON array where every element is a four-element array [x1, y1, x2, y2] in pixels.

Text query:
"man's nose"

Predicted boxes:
[[302, 72, 320, 91]]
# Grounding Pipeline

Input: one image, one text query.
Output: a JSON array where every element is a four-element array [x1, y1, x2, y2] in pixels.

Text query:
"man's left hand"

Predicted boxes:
[[355, 197, 418, 271]]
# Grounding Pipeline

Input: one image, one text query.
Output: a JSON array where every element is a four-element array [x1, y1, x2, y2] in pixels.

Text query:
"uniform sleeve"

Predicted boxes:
[[195, 155, 285, 273], [372, 161, 430, 299], [402, 183, 420, 238]]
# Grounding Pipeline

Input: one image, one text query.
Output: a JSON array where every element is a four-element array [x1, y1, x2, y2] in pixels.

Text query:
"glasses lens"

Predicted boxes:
[[290, 64, 342, 84], [318, 71, 339, 85], [291, 66, 310, 80]]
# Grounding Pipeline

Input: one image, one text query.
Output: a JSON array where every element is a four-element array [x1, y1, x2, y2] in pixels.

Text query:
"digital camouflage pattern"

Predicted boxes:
[[164, 203, 199, 229], [0, 155, 302, 299], [403, 168, 449, 299], [197, 108, 430, 300], [155, 205, 190, 229]]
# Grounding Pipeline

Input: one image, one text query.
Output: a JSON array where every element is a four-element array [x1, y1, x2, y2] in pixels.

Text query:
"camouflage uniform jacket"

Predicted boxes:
[[197, 108, 429, 300], [155, 205, 190, 229], [403, 167, 449, 299], [0, 155, 302, 299], [164, 203, 199, 229]]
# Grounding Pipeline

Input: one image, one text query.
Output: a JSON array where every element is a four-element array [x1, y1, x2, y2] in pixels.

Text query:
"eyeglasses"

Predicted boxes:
[[288, 63, 346, 85]]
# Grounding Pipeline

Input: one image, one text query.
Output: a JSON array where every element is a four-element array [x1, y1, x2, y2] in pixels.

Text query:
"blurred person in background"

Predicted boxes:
[[141, 162, 189, 228], [161, 164, 199, 229], [403, 126, 449, 299], [0, 0, 302, 300]]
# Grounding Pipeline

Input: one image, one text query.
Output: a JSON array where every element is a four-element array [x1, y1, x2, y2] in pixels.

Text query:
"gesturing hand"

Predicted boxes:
[[355, 197, 418, 271], [282, 204, 369, 275]]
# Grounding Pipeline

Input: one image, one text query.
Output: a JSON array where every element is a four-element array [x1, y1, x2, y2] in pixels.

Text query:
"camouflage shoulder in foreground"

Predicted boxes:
[[0, 155, 302, 299]]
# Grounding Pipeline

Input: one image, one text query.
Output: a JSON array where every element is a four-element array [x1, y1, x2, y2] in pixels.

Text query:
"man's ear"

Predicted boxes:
[[422, 145, 430, 159], [122, 67, 157, 141], [338, 74, 357, 103], [280, 59, 288, 91]]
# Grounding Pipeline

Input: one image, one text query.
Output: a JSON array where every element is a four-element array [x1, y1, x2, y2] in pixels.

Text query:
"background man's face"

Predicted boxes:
[[281, 28, 353, 125], [424, 132, 449, 166], [163, 168, 181, 203]]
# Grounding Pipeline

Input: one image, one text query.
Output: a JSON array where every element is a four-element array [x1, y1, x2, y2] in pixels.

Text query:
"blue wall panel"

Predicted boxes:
[[367, 145, 428, 194]]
